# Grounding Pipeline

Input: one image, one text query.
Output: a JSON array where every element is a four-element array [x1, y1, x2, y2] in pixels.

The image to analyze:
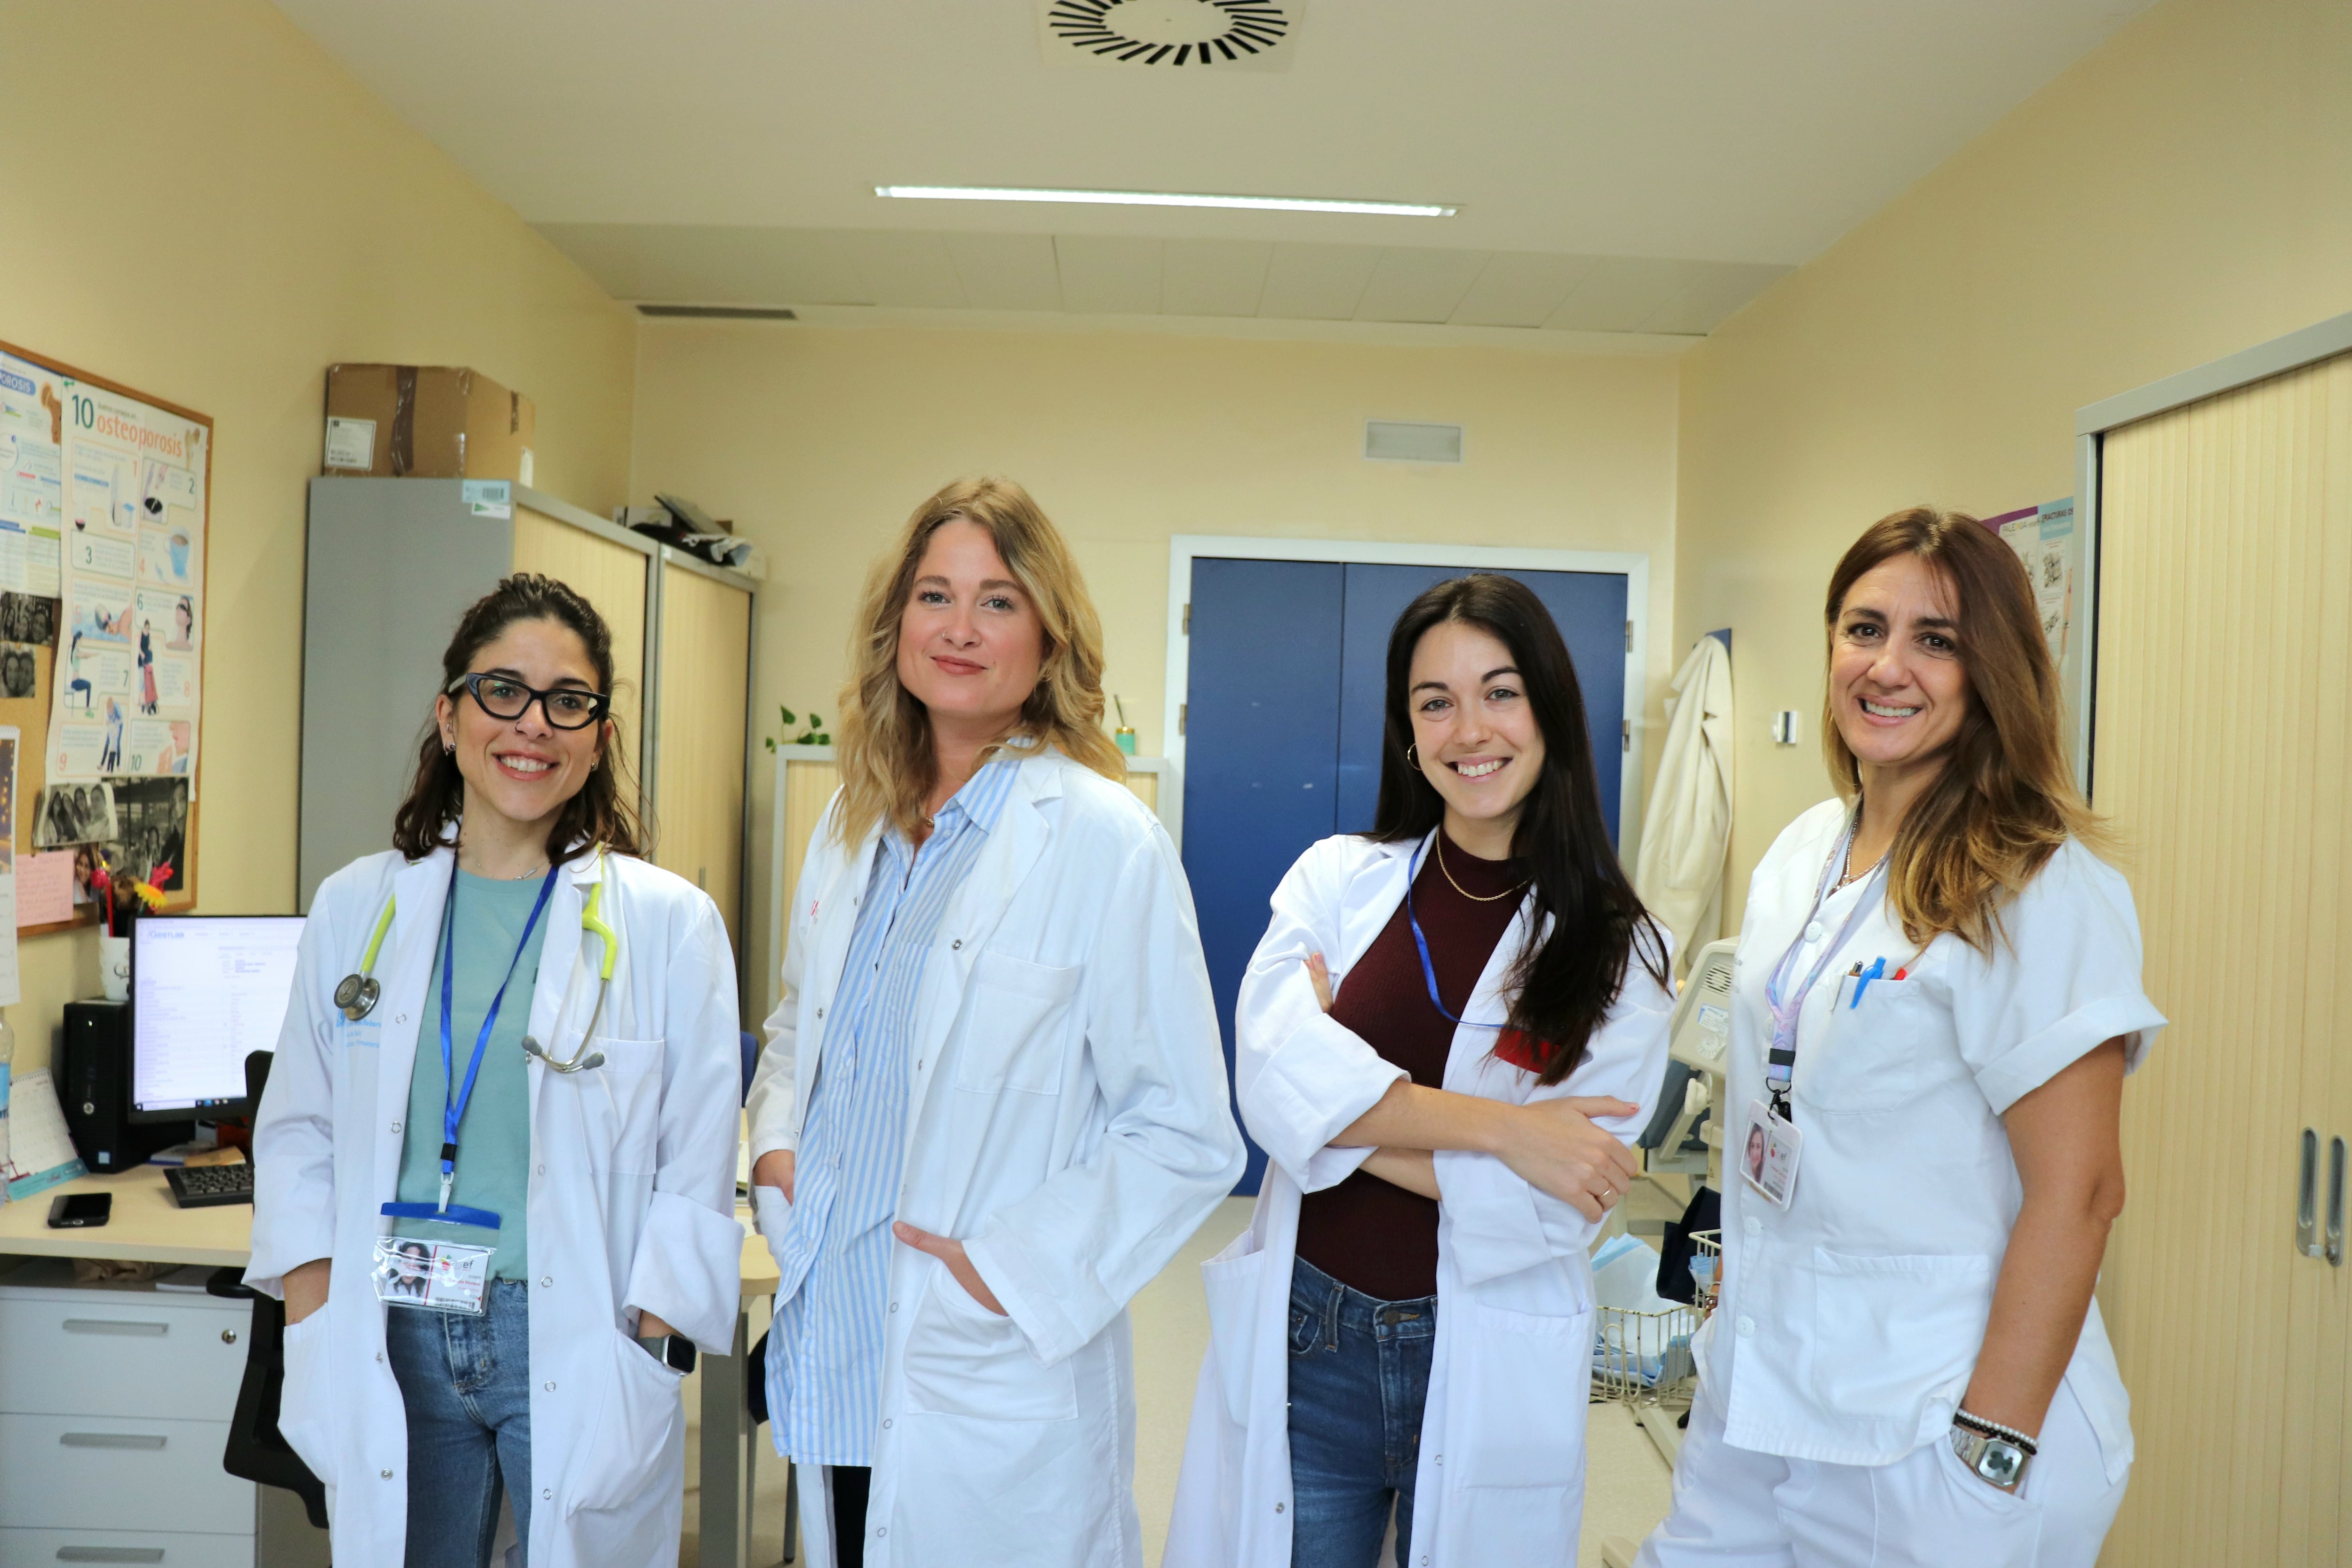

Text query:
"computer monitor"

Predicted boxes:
[[130, 914, 306, 1122]]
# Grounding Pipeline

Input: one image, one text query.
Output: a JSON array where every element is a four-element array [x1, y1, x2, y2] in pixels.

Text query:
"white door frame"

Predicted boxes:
[[1161, 535, 1652, 860]]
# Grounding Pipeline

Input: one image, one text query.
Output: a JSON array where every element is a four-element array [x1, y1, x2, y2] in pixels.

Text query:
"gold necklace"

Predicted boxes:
[[1835, 837, 1885, 892], [1436, 835, 1528, 903]]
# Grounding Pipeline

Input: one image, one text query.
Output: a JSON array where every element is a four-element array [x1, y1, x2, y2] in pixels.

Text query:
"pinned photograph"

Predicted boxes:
[[34, 781, 117, 848], [0, 592, 56, 647], [104, 775, 186, 891], [0, 642, 35, 699]]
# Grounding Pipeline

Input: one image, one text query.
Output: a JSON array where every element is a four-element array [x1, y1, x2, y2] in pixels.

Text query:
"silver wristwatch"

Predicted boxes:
[[1949, 1421, 2031, 1492]]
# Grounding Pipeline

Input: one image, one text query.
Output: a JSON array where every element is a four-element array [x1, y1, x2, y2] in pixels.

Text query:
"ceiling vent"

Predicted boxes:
[[1038, 0, 1299, 71], [636, 305, 798, 320], [1365, 421, 1463, 465]]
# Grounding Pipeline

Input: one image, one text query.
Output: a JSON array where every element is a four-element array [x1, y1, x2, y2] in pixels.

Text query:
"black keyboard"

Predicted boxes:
[[166, 1163, 254, 1208]]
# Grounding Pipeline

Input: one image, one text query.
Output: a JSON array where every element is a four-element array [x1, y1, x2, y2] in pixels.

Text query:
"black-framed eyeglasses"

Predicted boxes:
[[446, 672, 611, 731]]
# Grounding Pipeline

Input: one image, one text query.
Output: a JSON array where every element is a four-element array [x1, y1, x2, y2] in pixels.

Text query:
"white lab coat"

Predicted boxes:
[[1633, 634, 1732, 964], [249, 844, 746, 1568], [744, 749, 1245, 1568], [1164, 831, 1673, 1568]]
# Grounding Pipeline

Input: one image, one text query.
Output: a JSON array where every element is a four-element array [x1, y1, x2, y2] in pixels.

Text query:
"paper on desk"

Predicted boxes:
[[2, 1068, 86, 1200], [16, 849, 70, 926]]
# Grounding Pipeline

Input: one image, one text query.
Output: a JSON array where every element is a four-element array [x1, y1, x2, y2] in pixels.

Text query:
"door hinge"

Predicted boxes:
[[1179, 703, 1187, 736], [1183, 603, 1191, 636], [1622, 719, 1631, 753], [1625, 620, 1634, 653]]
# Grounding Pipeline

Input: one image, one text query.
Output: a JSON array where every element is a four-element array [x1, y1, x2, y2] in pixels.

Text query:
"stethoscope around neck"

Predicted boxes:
[[332, 844, 619, 1073]]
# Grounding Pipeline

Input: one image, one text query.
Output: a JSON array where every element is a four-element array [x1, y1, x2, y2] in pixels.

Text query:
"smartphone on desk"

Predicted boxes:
[[48, 1193, 111, 1229]]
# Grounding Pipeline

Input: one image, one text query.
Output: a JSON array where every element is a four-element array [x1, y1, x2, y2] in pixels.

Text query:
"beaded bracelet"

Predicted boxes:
[[1953, 1407, 2039, 1456]]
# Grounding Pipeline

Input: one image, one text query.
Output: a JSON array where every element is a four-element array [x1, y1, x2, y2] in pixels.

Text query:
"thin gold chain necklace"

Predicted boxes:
[[1435, 834, 1528, 903]]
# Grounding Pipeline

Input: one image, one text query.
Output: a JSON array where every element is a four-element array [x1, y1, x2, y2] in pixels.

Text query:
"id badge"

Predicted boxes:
[[1740, 1099, 1803, 1210], [372, 1235, 493, 1314]]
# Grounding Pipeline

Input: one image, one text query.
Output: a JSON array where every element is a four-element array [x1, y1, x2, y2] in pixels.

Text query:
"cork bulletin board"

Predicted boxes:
[[0, 339, 207, 933]]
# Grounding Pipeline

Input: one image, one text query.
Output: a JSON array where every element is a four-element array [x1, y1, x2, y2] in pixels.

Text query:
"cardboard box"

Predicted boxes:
[[323, 365, 537, 483]]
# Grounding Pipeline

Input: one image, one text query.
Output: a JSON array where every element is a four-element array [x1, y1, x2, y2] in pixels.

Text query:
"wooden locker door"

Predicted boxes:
[[2094, 351, 2352, 1565], [654, 561, 752, 960], [513, 506, 651, 811]]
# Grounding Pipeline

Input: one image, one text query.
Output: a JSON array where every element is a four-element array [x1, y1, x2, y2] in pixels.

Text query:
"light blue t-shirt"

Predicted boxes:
[[392, 869, 551, 1281]]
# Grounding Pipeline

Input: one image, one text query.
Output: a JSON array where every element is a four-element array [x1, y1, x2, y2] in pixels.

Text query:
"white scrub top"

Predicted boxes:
[[1708, 799, 2165, 1481]]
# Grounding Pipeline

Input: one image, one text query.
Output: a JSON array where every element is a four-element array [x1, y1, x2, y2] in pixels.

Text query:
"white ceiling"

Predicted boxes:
[[274, 0, 2153, 339]]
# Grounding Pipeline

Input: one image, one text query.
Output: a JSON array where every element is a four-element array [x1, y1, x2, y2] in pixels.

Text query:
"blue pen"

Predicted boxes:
[[1850, 956, 1887, 1007]]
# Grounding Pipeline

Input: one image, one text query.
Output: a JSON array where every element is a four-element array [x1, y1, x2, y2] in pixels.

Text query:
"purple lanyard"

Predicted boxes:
[[1761, 815, 1885, 1110]]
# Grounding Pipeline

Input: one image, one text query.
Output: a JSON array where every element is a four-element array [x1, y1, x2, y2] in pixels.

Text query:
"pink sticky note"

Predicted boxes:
[[18, 850, 75, 926]]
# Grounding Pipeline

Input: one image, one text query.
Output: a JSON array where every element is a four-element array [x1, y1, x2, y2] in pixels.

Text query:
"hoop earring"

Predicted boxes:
[[1406, 743, 1420, 770], [443, 738, 454, 756]]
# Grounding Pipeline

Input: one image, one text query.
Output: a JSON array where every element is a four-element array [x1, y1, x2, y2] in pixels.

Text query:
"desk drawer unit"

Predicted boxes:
[[0, 1413, 255, 1535], [0, 1528, 258, 1568], [0, 1295, 248, 1421]]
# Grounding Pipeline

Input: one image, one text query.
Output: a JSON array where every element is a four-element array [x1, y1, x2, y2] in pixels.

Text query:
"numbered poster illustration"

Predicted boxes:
[[0, 340, 206, 901]]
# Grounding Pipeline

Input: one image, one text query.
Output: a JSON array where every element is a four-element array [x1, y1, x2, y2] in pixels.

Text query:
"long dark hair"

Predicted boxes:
[[390, 573, 646, 865], [1369, 575, 1666, 1085]]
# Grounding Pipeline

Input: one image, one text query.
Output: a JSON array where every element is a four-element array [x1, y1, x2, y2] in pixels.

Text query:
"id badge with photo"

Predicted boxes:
[[1740, 1099, 1804, 1211], [372, 1235, 493, 1315]]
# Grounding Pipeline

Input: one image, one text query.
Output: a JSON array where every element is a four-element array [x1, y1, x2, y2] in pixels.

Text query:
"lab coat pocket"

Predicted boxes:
[[904, 1267, 1078, 1422], [568, 1329, 687, 1517], [1458, 1296, 1595, 1488], [1198, 1232, 1266, 1425], [277, 1312, 336, 1488], [582, 1035, 665, 1174], [1811, 1249, 1994, 1423], [1798, 979, 1958, 1114], [954, 951, 1079, 1095]]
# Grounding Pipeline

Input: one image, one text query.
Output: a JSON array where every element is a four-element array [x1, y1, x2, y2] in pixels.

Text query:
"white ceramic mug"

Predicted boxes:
[[99, 934, 130, 1003]]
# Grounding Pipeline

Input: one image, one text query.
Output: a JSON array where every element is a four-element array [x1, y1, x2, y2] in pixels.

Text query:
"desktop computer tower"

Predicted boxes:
[[59, 1000, 190, 1171]]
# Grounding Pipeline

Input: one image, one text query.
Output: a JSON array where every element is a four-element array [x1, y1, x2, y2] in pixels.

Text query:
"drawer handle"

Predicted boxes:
[[62, 1319, 169, 1337], [60, 1433, 167, 1449], [58, 1552, 167, 1564]]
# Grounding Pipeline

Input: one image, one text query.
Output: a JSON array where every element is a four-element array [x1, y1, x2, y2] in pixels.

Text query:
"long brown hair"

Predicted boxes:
[[390, 573, 646, 864], [832, 477, 1125, 845], [1370, 576, 1668, 1085], [1820, 507, 2106, 952]]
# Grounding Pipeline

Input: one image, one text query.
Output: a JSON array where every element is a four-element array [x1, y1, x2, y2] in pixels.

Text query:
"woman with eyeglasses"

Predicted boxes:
[[251, 573, 746, 1568]]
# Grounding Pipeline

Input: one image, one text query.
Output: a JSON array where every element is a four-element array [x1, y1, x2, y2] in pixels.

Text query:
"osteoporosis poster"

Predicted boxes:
[[10, 352, 206, 792]]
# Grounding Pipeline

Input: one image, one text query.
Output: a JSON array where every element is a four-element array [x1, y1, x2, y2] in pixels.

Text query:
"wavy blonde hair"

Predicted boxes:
[[832, 477, 1126, 845], [1820, 505, 2111, 953]]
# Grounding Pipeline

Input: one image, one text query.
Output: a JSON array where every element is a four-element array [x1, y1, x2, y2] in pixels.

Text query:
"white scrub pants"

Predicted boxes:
[[1637, 1373, 2127, 1568]]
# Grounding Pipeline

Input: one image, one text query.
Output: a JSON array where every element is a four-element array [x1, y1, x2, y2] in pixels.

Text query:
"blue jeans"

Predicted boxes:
[[1285, 1257, 1437, 1568], [385, 1278, 532, 1568]]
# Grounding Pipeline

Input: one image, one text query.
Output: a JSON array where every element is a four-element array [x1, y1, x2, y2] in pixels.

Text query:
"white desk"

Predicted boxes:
[[0, 1164, 780, 1568]]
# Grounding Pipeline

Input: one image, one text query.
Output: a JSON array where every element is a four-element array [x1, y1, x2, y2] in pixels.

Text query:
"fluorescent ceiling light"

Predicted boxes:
[[875, 184, 1456, 218]]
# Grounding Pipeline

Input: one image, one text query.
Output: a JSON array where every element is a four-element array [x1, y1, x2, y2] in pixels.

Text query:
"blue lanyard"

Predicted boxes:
[[380, 859, 558, 1231], [1761, 815, 1886, 1110], [1402, 835, 1518, 1031]]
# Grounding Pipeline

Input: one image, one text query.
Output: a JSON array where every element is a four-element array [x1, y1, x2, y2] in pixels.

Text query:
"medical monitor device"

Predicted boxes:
[[1636, 938, 1737, 1183], [130, 914, 306, 1122]]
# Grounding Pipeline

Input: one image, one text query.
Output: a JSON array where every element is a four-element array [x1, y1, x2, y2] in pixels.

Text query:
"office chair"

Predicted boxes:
[[208, 1050, 330, 1530]]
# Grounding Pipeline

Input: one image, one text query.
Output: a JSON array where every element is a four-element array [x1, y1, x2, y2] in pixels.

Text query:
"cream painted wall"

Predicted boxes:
[[630, 321, 1681, 996], [1676, 0, 2352, 930], [0, 2, 636, 1076]]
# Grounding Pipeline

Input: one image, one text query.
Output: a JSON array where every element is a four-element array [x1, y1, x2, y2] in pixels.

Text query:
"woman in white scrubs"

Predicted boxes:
[[1167, 573, 1673, 1568], [1638, 508, 2165, 1567], [745, 477, 1243, 1568]]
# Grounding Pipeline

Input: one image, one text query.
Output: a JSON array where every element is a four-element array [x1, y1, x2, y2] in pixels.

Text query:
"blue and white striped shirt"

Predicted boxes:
[[767, 756, 1021, 1465]]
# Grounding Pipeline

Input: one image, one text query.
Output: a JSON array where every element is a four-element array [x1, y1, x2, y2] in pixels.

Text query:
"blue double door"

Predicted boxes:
[[1180, 558, 1629, 1194]]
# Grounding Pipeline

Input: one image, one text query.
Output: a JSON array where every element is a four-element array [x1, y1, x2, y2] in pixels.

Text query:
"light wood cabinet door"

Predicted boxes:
[[654, 562, 752, 964], [513, 505, 650, 810], [2094, 350, 2352, 1564]]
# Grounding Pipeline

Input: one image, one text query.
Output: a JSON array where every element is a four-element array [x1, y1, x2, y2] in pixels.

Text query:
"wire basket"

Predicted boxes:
[[1591, 1300, 1702, 1405]]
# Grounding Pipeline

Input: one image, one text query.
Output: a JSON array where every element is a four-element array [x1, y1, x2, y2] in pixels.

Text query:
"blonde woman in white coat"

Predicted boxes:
[[1167, 574, 1673, 1568], [744, 478, 1244, 1568], [1637, 509, 2164, 1567], [249, 575, 746, 1568]]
